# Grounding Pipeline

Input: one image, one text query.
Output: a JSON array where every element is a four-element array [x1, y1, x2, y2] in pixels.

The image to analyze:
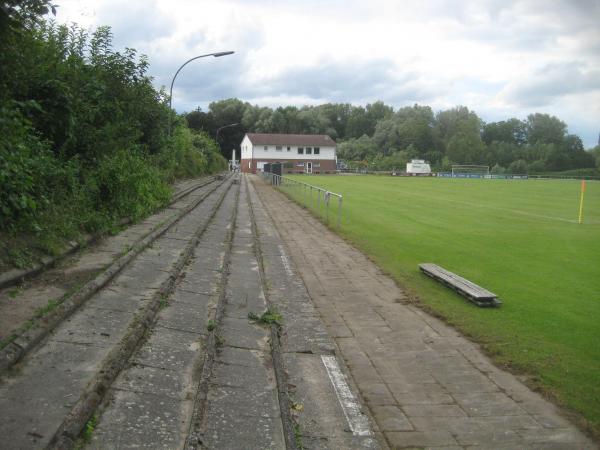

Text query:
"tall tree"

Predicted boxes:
[[394, 104, 435, 154], [525, 113, 567, 145], [482, 118, 527, 146]]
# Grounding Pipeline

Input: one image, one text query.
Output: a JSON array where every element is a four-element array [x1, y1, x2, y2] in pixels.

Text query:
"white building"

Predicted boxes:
[[240, 133, 337, 174], [406, 159, 431, 175]]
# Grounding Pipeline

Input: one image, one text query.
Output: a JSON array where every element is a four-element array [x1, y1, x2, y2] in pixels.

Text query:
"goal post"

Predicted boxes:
[[451, 165, 490, 178]]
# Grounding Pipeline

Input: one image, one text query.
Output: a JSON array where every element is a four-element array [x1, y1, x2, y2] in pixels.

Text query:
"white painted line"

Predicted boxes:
[[321, 355, 372, 437], [278, 244, 294, 276]]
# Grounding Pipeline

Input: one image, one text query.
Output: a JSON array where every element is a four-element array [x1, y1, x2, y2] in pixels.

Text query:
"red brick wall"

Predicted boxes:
[[240, 158, 336, 174]]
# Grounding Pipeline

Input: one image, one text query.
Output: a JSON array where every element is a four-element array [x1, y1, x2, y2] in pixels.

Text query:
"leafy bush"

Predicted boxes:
[[0, 104, 72, 232], [0, 15, 226, 269], [91, 149, 171, 223]]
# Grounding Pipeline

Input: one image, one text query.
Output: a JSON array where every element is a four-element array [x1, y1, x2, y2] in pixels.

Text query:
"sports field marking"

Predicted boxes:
[[321, 355, 372, 437]]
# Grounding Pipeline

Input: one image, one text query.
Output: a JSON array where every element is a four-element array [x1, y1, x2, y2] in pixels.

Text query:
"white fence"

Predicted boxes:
[[261, 173, 343, 228]]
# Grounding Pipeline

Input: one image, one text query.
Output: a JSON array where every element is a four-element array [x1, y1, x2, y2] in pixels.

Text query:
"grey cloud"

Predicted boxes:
[[502, 62, 600, 107], [91, 1, 176, 50], [243, 59, 441, 105], [166, 55, 241, 111], [168, 57, 445, 112]]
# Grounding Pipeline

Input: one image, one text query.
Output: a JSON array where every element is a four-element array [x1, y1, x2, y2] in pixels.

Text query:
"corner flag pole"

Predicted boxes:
[[578, 179, 586, 224]]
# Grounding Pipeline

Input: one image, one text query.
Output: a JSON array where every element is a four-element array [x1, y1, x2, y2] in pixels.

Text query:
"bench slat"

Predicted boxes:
[[419, 263, 501, 307]]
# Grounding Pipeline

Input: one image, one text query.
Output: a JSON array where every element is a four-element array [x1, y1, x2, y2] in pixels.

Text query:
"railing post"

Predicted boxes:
[[317, 190, 321, 217], [337, 195, 342, 228], [304, 184, 307, 207]]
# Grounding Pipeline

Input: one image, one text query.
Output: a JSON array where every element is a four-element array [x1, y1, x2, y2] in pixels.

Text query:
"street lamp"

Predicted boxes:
[[215, 123, 239, 142], [168, 51, 235, 135]]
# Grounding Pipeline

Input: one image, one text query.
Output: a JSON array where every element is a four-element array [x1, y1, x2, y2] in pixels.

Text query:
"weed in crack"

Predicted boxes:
[[207, 319, 216, 332], [158, 294, 168, 309], [8, 285, 24, 299], [82, 414, 97, 443], [293, 422, 303, 449], [248, 309, 282, 326], [34, 299, 60, 318]]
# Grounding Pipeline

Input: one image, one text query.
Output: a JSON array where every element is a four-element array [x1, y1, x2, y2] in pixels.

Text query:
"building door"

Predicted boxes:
[[305, 162, 312, 174]]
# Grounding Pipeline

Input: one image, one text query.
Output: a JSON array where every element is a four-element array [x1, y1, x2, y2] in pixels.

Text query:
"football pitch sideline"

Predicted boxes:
[[288, 174, 600, 435]]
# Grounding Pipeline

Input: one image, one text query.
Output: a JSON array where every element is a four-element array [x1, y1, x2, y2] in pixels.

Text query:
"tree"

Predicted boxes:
[[394, 104, 435, 154], [525, 113, 566, 145], [446, 132, 485, 164], [337, 135, 378, 161], [482, 118, 526, 146], [591, 146, 600, 168], [372, 119, 400, 155], [508, 159, 528, 174], [434, 106, 482, 148], [491, 164, 506, 174]]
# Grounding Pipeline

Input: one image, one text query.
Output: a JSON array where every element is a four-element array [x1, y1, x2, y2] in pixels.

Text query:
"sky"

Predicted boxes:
[[54, 0, 600, 147]]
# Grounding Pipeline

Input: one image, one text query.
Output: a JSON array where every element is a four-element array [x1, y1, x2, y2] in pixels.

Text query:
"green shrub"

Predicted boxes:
[[92, 148, 171, 223], [0, 104, 73, 232]]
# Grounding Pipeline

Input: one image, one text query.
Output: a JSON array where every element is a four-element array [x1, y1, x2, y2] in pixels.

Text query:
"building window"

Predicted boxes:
[[287, 146, 291, 151], [314, 147, 320, 155], [276, 145, 282, 151], [298, 147, 304, 154], [264, 146, 268, 151], [306, 147, 312, 155]]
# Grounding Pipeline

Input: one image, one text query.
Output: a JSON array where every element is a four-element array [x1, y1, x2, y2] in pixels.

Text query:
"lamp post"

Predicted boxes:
[[215, 123, 239, 142], [168, 51, 234, 135], [216, 123, 240, 170]]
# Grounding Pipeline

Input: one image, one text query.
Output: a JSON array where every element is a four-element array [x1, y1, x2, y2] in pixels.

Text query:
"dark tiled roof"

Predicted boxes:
[[245, 133, 336, 146]]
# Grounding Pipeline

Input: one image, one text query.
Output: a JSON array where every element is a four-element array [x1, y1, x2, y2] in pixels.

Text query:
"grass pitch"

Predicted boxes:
[[287, 175, 600, 433]]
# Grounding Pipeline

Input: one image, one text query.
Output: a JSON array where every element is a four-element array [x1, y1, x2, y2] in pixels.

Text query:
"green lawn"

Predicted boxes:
[[286, 175, 600, 433]]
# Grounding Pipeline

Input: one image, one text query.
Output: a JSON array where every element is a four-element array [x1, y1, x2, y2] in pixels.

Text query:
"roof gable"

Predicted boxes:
[[245, 133, 336, 147]]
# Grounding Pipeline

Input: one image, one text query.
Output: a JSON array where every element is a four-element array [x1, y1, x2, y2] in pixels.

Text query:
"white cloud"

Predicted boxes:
[[53, 0, 600, 147]]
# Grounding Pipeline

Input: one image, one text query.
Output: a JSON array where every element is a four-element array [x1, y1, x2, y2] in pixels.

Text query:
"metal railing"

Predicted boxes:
[[261, 173, 343, 228]]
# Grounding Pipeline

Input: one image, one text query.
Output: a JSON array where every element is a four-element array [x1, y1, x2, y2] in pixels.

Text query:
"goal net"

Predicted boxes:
[[451, 165, 490, 178]]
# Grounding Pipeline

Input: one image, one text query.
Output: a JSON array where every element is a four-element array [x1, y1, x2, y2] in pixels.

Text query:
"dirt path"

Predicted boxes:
[[251, 175, 597, 450]]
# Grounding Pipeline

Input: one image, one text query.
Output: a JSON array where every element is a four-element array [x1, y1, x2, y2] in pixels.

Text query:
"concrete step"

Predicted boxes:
[[0, 178, 235, 449]]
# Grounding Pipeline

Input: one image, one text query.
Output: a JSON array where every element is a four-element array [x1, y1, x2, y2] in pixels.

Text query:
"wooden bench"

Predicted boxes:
[[419, 263, 501, 307]]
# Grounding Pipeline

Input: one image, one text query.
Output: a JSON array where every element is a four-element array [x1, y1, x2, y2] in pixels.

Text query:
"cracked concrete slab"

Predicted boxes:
[[0, 177, 233, 449], [87, 180, 238, 448], [246, 177, 382, 449]]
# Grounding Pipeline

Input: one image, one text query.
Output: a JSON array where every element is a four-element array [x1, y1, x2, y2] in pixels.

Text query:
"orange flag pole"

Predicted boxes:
[[578, 179, 586, 224]]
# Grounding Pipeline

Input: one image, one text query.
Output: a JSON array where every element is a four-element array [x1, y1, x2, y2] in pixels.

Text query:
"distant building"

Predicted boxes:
[[240, 133, 337, 174], [406, 159, 431, 175]]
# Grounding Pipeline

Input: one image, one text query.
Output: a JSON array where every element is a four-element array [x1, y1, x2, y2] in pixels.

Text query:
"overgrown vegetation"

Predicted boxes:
[[82, 414, 97, 443], [187, 98, 598, 174], [248, 309, 282, 326], [0, 2, 227, 269], [206, 319, 216, 332]]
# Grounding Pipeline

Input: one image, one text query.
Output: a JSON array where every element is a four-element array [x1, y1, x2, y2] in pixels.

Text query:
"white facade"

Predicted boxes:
[[406, 159, 431, 174], [241, 135, 336, 161]]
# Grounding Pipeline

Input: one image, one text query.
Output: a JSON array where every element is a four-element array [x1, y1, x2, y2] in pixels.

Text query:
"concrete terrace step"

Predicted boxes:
[[246, 177, 382, 449], [1, 172, 385, 450], [0, 176, 221, 346], [88, 181, 240, 449], [0, 178, 235, 449], [0, 176, 218, 291]]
